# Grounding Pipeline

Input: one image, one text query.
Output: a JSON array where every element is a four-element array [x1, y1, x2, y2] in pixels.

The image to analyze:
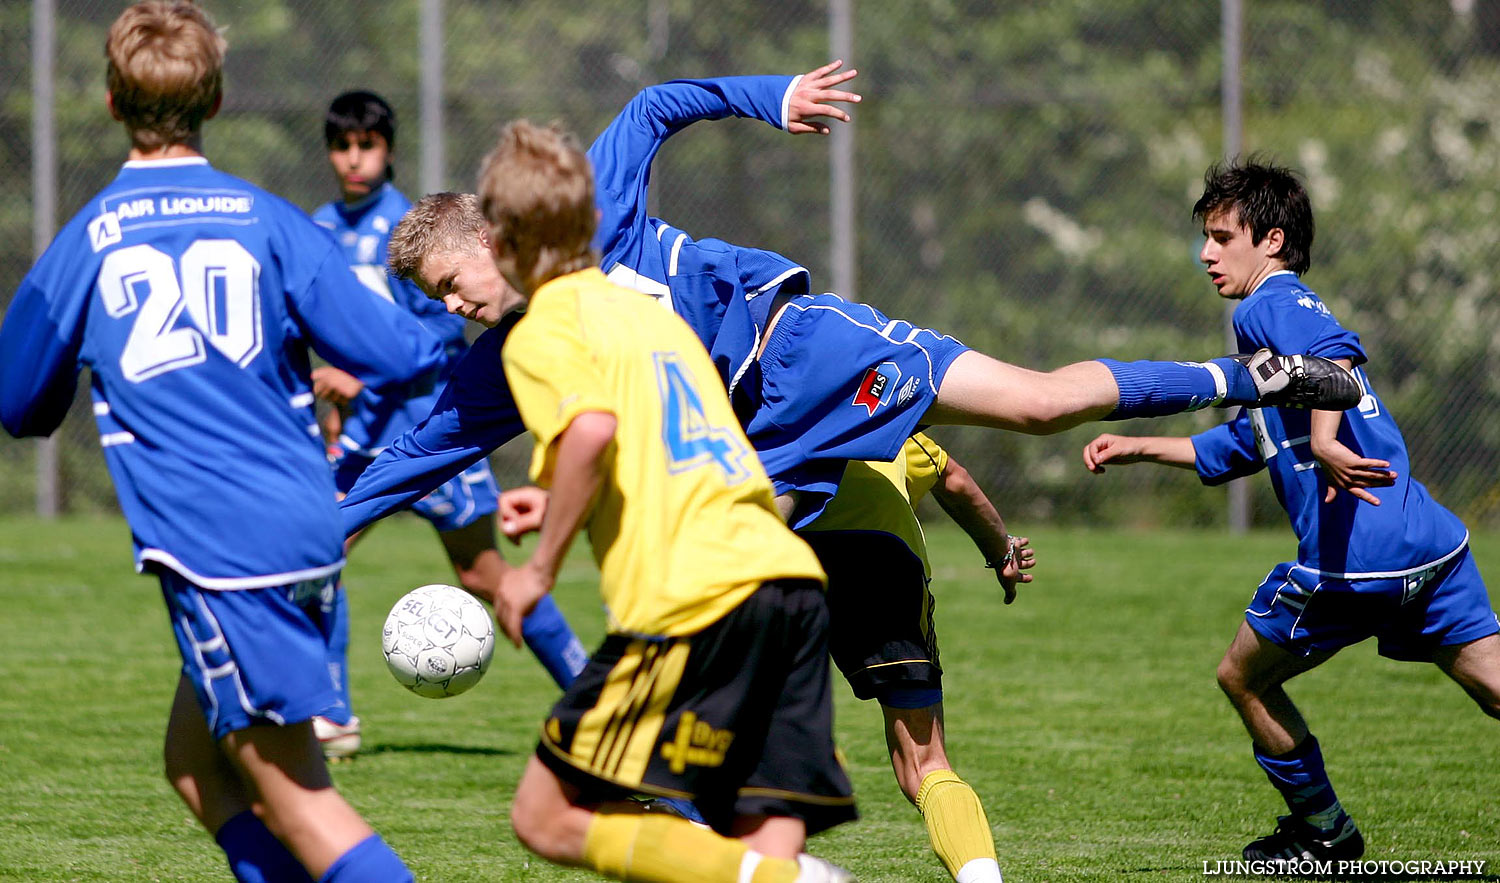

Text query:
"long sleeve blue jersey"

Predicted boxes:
[[1191, 272, 1468, 577], [341, 75, 812, 535], [592, 75, 811, 392], [312, 182, 468, 455], [0, 157, 444, 587]]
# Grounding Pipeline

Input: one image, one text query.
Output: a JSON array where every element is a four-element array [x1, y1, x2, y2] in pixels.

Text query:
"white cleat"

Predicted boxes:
[[312, 714, 361, 760], [796, 853, 856, 882]]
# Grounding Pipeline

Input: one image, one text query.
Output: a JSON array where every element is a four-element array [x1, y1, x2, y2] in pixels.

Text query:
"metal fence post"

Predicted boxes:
[[420, 0, 445, 194], [829, 0, 855, 302], [32, 0, 58, 519], [1222, 0, 1248, 534]]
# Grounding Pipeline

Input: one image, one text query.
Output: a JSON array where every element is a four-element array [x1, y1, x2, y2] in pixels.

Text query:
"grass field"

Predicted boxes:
[[1, 514, 1496, 882]]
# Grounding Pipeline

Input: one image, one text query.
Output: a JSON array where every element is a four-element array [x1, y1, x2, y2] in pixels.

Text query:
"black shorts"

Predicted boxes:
[[800, 529, 941, 701], [535, 579, 856, 836]]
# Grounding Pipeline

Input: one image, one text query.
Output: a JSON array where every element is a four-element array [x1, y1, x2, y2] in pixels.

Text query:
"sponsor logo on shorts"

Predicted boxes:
[[852, 361, 902, 416], [660, 711, 734, 774]]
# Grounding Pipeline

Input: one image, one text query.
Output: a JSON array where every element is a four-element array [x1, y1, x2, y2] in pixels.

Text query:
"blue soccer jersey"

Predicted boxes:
[[1191, 271, 1469, 576], [0, 157, 443, 587], [312, 182, 468, 456], [591, 75, 812, 393]]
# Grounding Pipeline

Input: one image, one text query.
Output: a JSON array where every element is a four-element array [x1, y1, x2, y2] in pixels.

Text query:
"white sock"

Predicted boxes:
[[956, 857, 1003, 883]]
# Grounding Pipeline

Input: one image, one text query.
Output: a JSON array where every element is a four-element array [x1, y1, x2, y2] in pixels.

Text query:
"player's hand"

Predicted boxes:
[[787, 60, 861, 135], [494, 562, 551, 648], [1311, 436, 1396, 506], [498, 486, 550, 543], [311, 366, 365, 406], [995, 535, 1034, 604], [1082, 433, 1146, 473]]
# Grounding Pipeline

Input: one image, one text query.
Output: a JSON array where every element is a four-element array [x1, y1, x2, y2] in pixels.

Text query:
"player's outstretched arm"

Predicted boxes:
[[1082, 433, 1198, 473], [340, 327, 526, 536], [496, 412, 615, 646], [929, 455, 1035, 604], [786, 59, 861, 135]]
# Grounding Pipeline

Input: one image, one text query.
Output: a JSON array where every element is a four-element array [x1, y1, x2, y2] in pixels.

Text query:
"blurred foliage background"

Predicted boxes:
[[3, 0, 1498, 530]]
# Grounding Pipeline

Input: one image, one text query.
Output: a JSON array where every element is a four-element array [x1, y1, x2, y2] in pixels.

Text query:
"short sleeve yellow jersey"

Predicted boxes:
[[802, 432, 950, 576], [502, 268, 824, 637]]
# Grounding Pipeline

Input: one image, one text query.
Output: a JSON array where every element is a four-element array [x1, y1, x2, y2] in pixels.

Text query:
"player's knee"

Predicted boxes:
[[509, 802, 569, 862], [1462, 680, 1500, 721], [1216, 658, 1252, 704]]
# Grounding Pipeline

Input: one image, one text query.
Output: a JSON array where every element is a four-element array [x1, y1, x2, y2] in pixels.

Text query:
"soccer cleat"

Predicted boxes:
[[312, 714, 362, 760], [1231, 349, 1363, 410], [1242, 814, 1364, 862], [795, 854, 857, 883]]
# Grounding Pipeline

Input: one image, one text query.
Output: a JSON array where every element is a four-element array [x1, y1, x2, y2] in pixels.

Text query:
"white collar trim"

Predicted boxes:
[[123, 156, 210, 169]]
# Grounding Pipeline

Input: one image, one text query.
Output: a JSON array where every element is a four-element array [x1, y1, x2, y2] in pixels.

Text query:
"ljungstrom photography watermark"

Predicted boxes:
[[1202, 858, 1489, 878]]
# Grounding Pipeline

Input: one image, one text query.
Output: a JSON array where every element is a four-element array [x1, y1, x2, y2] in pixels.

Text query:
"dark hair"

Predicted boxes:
[[325, 90, 396, 180], [1192, 157, 1314, 275]]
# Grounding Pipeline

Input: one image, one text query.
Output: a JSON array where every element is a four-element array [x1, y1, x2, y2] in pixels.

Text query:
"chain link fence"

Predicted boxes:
[[3, 1, 1498, 529]]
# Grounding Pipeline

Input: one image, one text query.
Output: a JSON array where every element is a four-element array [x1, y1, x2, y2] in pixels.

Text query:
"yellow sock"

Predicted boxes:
[[583, 812, 800, 883], [915, 769, 1000, 882]]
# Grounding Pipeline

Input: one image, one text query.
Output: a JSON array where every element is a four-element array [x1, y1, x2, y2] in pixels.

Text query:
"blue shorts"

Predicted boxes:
[[159, 569, 347, 740], [746, 294, 969, 496], [1244, 547, 1498, 661], [333, 450, 499, 533]]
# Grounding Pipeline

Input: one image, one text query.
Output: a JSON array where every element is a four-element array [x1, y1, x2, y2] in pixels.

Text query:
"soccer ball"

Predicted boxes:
[[381, 584, 495, 698]]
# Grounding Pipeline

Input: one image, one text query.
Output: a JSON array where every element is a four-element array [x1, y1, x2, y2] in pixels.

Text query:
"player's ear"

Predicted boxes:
[[106, 91, 122, 121], [1263, 227, 1286, 260], [205, 88, 223, 121]]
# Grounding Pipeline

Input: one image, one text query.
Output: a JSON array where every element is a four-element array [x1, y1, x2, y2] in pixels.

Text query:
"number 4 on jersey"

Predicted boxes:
[[655, 352, 751, 485]]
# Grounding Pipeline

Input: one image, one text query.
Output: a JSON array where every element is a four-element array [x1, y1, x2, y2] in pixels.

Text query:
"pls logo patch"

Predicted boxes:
[[852, 361, 902, 415]]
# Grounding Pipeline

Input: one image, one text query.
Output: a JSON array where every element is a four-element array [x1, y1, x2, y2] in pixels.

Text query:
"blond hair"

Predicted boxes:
[[476, 120, 596, 289], [106, 1, 226, 151], [388, 192, 488, 281]]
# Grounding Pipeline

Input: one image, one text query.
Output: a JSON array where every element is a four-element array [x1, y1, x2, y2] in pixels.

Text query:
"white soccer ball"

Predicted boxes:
[[381, 584, 495, 698]]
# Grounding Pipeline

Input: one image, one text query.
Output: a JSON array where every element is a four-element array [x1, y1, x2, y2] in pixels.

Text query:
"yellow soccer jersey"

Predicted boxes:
[[802, 432, 950, 576], [502, 268, 824, 637]]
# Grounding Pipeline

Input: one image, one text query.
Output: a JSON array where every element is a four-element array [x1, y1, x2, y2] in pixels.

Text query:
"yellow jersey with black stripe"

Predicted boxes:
[[802, 432, 949, 576], [502, 268, 824, 637]]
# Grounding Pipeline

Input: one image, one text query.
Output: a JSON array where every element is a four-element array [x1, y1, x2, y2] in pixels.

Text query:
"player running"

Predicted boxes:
[[480, 119, 856, 883], [307, 90, 585, 758], [1082, 158, 1500, 862], [0, 3, 437, 879]]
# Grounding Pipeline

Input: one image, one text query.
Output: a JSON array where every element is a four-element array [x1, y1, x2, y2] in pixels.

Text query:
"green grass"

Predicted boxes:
[[1, 515, 1497, 881]]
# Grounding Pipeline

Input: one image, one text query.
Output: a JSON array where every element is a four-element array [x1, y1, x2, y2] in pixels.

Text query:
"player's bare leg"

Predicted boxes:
[[730, 815, 807, 860], [884, 703, 1001, 883], [163, 675, 250, 831], [923, 347, 1363, 433], [220, 721, 375, 877], [1216, 622, 1361, 861], [438, 517, 504, 605], [509, 756, 598, 867], [921, 352, 1117, 434], [883, 703, 953, 804], [1215, 622, 1332, 752], [165, 677, 321, 882], [1433, 634, 1500, 720], [511, 755, 822, 881]]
